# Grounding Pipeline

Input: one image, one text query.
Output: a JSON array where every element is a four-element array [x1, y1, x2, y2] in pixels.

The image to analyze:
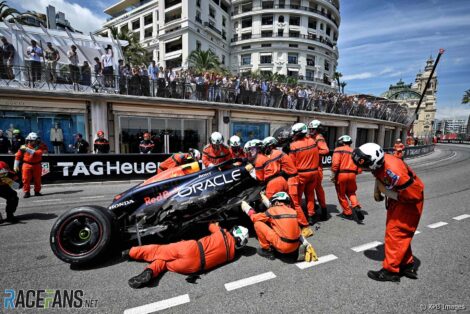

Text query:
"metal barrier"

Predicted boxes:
[[438, 140, 470, 145], [0, 145, 434, 184]]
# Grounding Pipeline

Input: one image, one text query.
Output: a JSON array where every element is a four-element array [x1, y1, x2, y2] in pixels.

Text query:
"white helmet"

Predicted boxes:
[[26, 132, 39, 141], [189, 148, 201, 160], [229, 135, 241, 147], [231, 225, 249, 249], [338, 135, 352, 145], [210, 132, 224, 145], [308, 119, 321, 129], [290, 123, 308, 137], [396, 138, 402, 142], [243, 139, 262, 152], [352, 143, 385, 170]]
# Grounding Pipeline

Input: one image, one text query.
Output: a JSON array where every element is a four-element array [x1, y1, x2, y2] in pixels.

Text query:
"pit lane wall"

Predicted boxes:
[[0, 145, 434, 183]]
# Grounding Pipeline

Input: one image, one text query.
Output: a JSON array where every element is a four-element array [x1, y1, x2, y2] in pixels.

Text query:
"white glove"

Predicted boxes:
[[241, 201, 252, 215], [208, 163, 215, 168], [260, 192, 271, 208], [245, 163, 254, 172], [376, 180, 398, 201]]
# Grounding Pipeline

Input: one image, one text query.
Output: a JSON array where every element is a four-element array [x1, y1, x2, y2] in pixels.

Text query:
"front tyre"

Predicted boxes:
[[50, 206, 114, 265]]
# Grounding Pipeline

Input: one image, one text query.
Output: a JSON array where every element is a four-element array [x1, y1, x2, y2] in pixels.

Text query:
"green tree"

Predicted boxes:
[[462, 89, 470, 104], [334, 71, 342, 92], [107, 26, 151, 66], [187, 49, 221, 74], [340, 81, 347, 94], [0, 1, 19, 22]]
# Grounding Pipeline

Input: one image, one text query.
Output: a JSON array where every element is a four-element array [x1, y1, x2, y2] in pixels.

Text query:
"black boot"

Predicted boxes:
[[23, 192, 31, 199], [353, 206, 364, 222], [400, 263, 418, 279], [35, 192, 43, 197], [121, 249, 131, 261], [6, 213, 18, 223], [320, 208, 329, 221], [337, 213, 353, 220], [257, 247, 275, 260], [128, 269, 153, 289], [308, 215, 318, 225], [367, 269, 400, 282]]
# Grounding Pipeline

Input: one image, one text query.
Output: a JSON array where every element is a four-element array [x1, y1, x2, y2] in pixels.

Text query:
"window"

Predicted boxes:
[[222, 55, 225, 65], [288, 53, 298, 64], [320, 23, 324, 30], [120, 24, 129, 33], [144, 14, 153, 25], [279, 0, 285, 8], [308, 46, 315, 50], [262, 15, 273, 25], [196, 40, 201, 50], [291, 0, 300, 9], [306, 70, 314, 80], [144, 28, 153, 38], [261, 30, 273, 37], [195, 11, 202, 23], [241, 2, 252, 12], [209, 6, 216, 19], [260, 54, 272, 64], [262, 1, 274, 9], [131, 19, 140, 30], [165, 37, 182, 53], [222, 16, 226, 27], [289, 31, 300, 37], [290, 16, 300, 26], [241, 54, 251, 65], [289, 44, 298, 47], [278, 15, 284, 23], [222, 29, 226, 39], [241, 17, 252, 28], [326, 26, 331, 36], [307, 55, 315, 66], [241, 33, 252, 40], [278, 29, 283, 37], [196, 0, 201, 7], [324, 59, 330, 71], [308, 18, 316, 29], [242, 45, 251, 50], [261, 43, 271, 47]]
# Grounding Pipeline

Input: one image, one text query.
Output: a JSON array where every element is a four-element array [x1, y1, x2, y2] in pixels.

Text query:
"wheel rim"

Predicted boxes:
[[56, 213, 103, 257]]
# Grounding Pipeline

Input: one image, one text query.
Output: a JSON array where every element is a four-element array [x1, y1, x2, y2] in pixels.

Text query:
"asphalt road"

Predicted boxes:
[[1, 144, 469, 314]]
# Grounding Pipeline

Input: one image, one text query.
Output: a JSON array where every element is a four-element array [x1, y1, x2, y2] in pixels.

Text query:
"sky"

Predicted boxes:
[[13, 0, 470, 119]]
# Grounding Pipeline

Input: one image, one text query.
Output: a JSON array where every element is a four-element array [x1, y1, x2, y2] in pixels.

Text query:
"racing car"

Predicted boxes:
[[50, 159, 262, 265]]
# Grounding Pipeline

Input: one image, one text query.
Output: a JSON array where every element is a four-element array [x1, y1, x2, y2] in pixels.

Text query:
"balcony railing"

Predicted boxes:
[[204, 22, 222, 36], [231, 33, 335, 48], [232, 4, 339, 27], [195, 16, 202, 24], [0, 66, 411, 124]]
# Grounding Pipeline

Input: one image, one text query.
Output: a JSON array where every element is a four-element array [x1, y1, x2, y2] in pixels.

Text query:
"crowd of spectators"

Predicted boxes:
[[0, 40, 412, 124]]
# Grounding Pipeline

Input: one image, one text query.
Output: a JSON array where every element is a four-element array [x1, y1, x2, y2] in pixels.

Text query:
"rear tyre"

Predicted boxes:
[[50, 206, 115, 265]]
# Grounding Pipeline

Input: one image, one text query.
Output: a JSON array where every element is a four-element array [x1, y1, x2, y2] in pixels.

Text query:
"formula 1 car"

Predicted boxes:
[[50, 160, 262, 265]]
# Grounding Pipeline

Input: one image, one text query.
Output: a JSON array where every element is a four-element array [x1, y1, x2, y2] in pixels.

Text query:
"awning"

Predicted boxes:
[[164, 52, 182, 61], [164, 36, 182, 44], [260, 52, 272, 56], [287, 68, 299, 72]]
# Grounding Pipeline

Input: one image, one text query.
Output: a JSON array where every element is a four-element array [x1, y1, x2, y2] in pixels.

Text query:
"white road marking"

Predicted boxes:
[[427, 221, 448, 229], [123, 294, 190, 314], [79, 195, 105, 199], [225, 271, 276, 291], [414, 231, 421, 235], [296, 254, 338, 270], [32, 198, 62, 203], [351, 241, 382, 252], [453, 214, 470, 221], [418, 151, 457, 167]]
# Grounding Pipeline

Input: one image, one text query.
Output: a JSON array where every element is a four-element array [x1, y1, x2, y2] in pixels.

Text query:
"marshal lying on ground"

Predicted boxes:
[[49, 160, 262, 265]]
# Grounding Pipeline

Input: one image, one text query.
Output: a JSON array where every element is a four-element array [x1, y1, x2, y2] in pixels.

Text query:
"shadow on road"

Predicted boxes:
[[363, 244, 422, 271], [0, 213, 58, 225], [41, 189, 84, 196]]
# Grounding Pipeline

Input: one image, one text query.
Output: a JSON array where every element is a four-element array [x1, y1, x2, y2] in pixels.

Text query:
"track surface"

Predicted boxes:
[[1, 144, 469, 313]]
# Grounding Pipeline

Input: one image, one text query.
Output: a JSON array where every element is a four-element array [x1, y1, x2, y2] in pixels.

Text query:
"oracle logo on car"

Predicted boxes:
[[57, 161, 157, 176], [178, 169, 242, 197]]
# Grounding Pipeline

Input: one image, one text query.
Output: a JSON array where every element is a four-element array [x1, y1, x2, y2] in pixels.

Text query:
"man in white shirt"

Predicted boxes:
[[101, 45, 114, 87], [67, 45, 80, 88], [26, 40, 43, 85]]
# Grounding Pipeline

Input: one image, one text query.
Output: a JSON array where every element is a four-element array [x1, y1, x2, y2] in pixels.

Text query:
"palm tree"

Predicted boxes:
[[187, 49, 221, 74], [340, 81, 347, 94], [462, 89, 470, 104], [0, 1, 19, 22], [107, 26, 151, 66], [333, 71, 342, 92]]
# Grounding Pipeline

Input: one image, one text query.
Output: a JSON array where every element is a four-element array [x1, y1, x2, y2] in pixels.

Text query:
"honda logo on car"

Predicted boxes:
[[109, 199, 135, 209], [178, 169, 242, 197], [57, 161, 157, 176]]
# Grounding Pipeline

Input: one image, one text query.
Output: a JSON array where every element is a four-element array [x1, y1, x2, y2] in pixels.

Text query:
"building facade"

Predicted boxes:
[[97, 0, 339, 90], [381, 57, 438, 138]]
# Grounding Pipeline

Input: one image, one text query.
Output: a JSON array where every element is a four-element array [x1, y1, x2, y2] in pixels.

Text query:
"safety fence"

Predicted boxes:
[[438, 140, 470, 145], [0, 145, 434, 184], [0, 65, 411, 124]]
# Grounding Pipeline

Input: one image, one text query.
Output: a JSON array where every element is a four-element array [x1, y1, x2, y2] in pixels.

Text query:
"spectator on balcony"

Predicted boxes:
[[44, 42, 60, 83], [148, 60, 158, 81], [118, 59, 126, 94], [1, 36, 15, 80], [297, 87, 307, 110], [93, 57, 103, 90], [140, 65, 150, 96], [26, 40, 43, 85], [128, 67, 142, 96], [101, 45, 114, 87], [67, 45, 80, 90], [81, 61, 91, 86]]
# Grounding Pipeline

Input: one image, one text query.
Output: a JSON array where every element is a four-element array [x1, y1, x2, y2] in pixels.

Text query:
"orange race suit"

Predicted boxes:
[[312, 133, 329, 209], [289, 136, 319, 217], [373, 154, 424, 274], [254, 152, 288, 199], [331, 145, 362, 216], [0, 162, 19, 216], [246, 204, 301, 254], [393, 143, 405, 159], [230, 147, 246, 159], [15, 143, 45, 193], [157, 153, 194, 174], [129, 223, 235, 277], [202, 144, 232, 167]]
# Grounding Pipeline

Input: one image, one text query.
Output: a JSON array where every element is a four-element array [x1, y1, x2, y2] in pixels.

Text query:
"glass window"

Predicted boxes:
[[241, 17, 252, 28], [290, 16, 300, 26], [230, 122, 269, 145], [289, 44, 298, 47], [120, 24, 129, 33], [307, 55, 315, 66], [262, 1, 274, 9], [196, 0, 201, 7], [261, 43, 271, 47], [144, 28, 153, 38], [120, 117, 149, 153], [324, 59, 330, 71], [308, 18, 316, 29], [261, 31, 273, 37], [241, 54, 251, 65], [209, 6, 216, 18], [222, 16, 226, 27], [196, 40, 201, 50], [262, 15, 273, 25], [278, 15, 284, 23], [132, 19, 140, 30], [260, 54, 272, 64], [144, 14, 153, 25], [288, 53, 298, 64]]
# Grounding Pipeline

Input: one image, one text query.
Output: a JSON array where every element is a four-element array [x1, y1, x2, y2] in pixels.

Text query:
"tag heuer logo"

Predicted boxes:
[[41, 162, 50, 176]]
